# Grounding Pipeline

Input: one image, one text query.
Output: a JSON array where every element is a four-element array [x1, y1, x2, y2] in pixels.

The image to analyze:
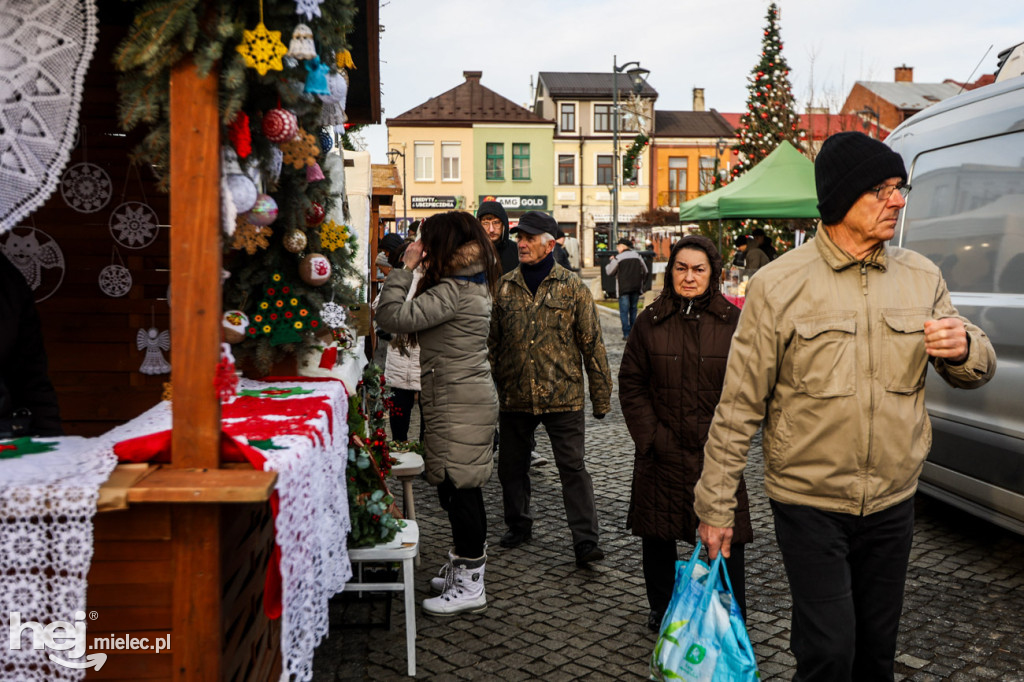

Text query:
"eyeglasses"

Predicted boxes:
[[868, 182, 911, 201], [480, 218, 503, 228]]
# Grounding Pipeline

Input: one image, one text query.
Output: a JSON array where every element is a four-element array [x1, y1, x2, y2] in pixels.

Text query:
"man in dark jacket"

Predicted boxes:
[[605, 237, 648, 339], [478, 201, 519, 275], [751, 227, 777, 260], [489, 211, 612, 567], [1, 252, 62, 437]]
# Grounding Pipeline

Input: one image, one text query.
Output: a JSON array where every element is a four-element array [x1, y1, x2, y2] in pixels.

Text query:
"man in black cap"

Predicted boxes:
[[694, 131, 996, 680], [604, 237, 648, 339], [488, 210, 612, 567], [478, 200, 519, 274]]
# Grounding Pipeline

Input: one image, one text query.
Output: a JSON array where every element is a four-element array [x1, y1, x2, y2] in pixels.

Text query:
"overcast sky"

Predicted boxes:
[[360, 0, 1024, 158]]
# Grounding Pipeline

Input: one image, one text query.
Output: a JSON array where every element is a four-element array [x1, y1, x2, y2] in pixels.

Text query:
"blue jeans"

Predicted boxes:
[[618, 292, 639, 338]]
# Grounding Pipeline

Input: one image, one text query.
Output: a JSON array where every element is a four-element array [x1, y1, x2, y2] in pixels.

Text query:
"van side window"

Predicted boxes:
[[900, 132, 1024, 294]]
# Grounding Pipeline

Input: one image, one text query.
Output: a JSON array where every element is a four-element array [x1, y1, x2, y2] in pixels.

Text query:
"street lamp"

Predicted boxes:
[[385, 147, 407, 229], [612, 56, 649, 248], [714, 138, 728, 253], [857, 105, 880, 139]]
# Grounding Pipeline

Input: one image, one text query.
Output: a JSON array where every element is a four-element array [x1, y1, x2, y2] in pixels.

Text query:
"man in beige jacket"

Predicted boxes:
[[694, 132, 996, 681]]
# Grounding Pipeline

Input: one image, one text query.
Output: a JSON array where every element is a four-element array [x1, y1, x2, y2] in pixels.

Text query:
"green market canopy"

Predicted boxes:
[[678, 140, 820, 220]]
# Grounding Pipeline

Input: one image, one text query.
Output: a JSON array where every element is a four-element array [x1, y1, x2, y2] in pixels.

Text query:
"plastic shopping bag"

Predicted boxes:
[[650, 542, 759, 681]]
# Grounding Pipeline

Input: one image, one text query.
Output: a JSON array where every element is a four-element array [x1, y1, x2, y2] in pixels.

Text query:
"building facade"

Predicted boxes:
[[386, 71, 553, 230], [534, 72, 658, 266]]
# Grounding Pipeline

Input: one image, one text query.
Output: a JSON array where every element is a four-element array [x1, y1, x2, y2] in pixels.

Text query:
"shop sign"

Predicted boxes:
[[411, 196, 460, 210], [478, 195, 548, 211]]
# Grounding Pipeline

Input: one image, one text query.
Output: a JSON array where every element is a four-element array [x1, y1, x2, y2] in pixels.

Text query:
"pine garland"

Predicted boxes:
[[622, 133, 648, 184]]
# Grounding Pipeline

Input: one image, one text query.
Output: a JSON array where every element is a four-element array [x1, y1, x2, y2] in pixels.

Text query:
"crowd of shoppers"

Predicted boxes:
[[371, 131, 997, 682]]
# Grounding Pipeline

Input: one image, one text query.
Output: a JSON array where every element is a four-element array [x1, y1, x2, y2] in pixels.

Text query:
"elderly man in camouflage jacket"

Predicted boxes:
[[488, 211, 613, 567]]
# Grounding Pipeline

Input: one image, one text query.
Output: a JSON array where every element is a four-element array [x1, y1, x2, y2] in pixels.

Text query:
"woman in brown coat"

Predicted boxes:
[[618, 234, 753, 632]]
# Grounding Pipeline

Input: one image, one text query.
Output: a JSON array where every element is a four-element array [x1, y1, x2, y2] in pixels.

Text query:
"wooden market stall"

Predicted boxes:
[[0, 1, 383, 681]]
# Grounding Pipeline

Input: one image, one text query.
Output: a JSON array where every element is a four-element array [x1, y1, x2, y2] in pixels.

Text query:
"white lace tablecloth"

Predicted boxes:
[[0, 435, 118, 682], [96, 378, 352, 682]]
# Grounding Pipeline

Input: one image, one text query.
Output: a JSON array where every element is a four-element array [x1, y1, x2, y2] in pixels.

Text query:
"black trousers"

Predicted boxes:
[[642, 537, 747, 621], [498, 410, 599, 547], [771, 498, 915, 682], [388, 388, 423, 442], [436, 474, 487, 558]]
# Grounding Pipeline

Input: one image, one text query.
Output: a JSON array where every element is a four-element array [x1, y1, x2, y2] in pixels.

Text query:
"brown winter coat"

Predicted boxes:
[[618, 289, 753, 544]]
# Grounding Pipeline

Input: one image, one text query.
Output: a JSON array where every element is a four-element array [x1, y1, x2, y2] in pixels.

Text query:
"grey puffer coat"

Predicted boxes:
[[375, 242, 497, 488]]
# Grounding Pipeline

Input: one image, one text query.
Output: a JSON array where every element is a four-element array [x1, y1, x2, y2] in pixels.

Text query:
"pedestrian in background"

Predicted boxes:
[[562, 231, 582, 273], [742, 235, 769, 277], [478, 200, 519, 274], [489, 210, 612, 567], [376, 211, 502, 617], [553, 228, 572, 271], [751, 227, 777, 260], [605, 237, 648, 339], [695, 131, 996, 680], [618, 235, 750, 632]]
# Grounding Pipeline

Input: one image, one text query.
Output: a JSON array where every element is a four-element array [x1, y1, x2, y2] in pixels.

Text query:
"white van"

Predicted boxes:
[[886, 71, 1024, 534]]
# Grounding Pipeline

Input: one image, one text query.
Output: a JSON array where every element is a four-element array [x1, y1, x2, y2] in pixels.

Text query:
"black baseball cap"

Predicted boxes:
[[511, 211, 559, 239]]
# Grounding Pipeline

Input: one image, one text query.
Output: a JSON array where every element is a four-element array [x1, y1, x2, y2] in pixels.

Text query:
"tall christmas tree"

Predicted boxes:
[[731, 3, 804, 179], [721, 2, 807, 255]]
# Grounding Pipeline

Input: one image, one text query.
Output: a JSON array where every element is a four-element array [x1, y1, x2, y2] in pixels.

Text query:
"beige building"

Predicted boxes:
[[534, 72, 657, 266]]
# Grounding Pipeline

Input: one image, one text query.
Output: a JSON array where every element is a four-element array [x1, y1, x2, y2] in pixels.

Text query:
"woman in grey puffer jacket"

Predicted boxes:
[[375, 211, 501, 617]]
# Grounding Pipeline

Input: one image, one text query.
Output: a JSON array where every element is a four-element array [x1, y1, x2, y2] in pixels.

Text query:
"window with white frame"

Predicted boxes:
[[594, 104, 613, 133], [441, 142, 461, 181], [560, 103, 576, 133], [558, 154, 575, 186], [414, 142, 434, 181]]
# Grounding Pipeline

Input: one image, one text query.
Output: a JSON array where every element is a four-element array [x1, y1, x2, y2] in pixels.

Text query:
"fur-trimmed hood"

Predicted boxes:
[[446, 241, 488, 277]]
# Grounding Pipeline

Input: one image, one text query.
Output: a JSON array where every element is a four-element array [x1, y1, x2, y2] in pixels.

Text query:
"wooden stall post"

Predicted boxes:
[[168, 58, 222, 681]]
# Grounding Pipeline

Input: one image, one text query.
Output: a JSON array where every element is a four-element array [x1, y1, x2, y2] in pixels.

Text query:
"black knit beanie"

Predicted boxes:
[[815, 132, 907, 225]]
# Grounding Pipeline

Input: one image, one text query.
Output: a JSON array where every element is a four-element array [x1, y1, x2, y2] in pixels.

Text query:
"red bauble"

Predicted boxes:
[[262, 108, 299, 143], [306, 201, 326, 226]]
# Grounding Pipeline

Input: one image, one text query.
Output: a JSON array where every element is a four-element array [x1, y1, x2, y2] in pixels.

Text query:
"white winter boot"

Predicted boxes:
[[422, 553, 486, 616], [429, 544, 487, 595]]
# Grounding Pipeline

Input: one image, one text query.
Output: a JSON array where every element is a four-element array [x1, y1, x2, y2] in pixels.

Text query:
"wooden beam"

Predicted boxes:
[[172, 505, 221, 682], [169, 59, 221, 469], [126, 468, 277, 504]]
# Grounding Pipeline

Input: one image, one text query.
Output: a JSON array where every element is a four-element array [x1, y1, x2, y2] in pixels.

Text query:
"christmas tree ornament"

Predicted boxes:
[[215, 343, 239, 402], [0, 226, 66, 302], [295, 0, 325, 20], [137, 326, 171, 375], [319, 219, 349, 251], [306, 162, 325, 183], [225, 173, 258, 214], [305, 201, 325, 226], [109, 201, 161, 249], [320, 298, 347, 328], [232, 219, 273, 254], [318, 130, 334, 153], [245, 193, 279, 226], [319, 71, 348, 128], [304, 55, 331, 95], [280, 129, 318, 169], [236, 0, 289, 76], [222, 310, 250, 343], [269, 146, 284, 181], [99, 246, 132, 297], [282, 228, 308, 253], [337, 49, 356, 70], [228, 111, 253, 158], [299, 253, 331, 286], [60, 162, 112, 213], [245, 272, 321, 345], [288, 23, 316, 59], [262, 107, 298, 143]]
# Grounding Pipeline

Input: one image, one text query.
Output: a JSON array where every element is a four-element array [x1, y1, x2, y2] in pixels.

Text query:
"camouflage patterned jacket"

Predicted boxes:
[[489, 263, 612, 415]]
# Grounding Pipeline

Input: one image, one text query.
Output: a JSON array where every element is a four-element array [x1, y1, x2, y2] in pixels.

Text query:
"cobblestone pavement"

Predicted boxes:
[[314, 305, 1024, 681]]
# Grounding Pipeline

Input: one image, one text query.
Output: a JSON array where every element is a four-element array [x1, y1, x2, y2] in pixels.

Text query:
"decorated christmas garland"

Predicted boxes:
[[622, 133, 648, 184]]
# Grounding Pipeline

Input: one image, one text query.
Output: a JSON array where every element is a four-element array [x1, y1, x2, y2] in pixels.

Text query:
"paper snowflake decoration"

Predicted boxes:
[[320, 300, 347, 328], [109, 201, 160, 249], [60, 162, 112, 213], [231, 219, 272, 255], [236, 22, 289, 76], [319, 220, 349, 251], [280, 129, 318, 169], [295, 0, 324, 20]]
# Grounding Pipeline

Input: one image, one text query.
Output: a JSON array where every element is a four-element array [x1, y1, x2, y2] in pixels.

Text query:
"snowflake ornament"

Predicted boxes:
[[236, 21, 289, 76], [295, 0, 325, 20], [231, 219, 273, 254], [319, 220, 349, 251], [99, 264, 132, 297], [60, 162, 112, 213], [280, 129, 319, 169], [109, 201, 160, 249], [320, 300, 347, 328]]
